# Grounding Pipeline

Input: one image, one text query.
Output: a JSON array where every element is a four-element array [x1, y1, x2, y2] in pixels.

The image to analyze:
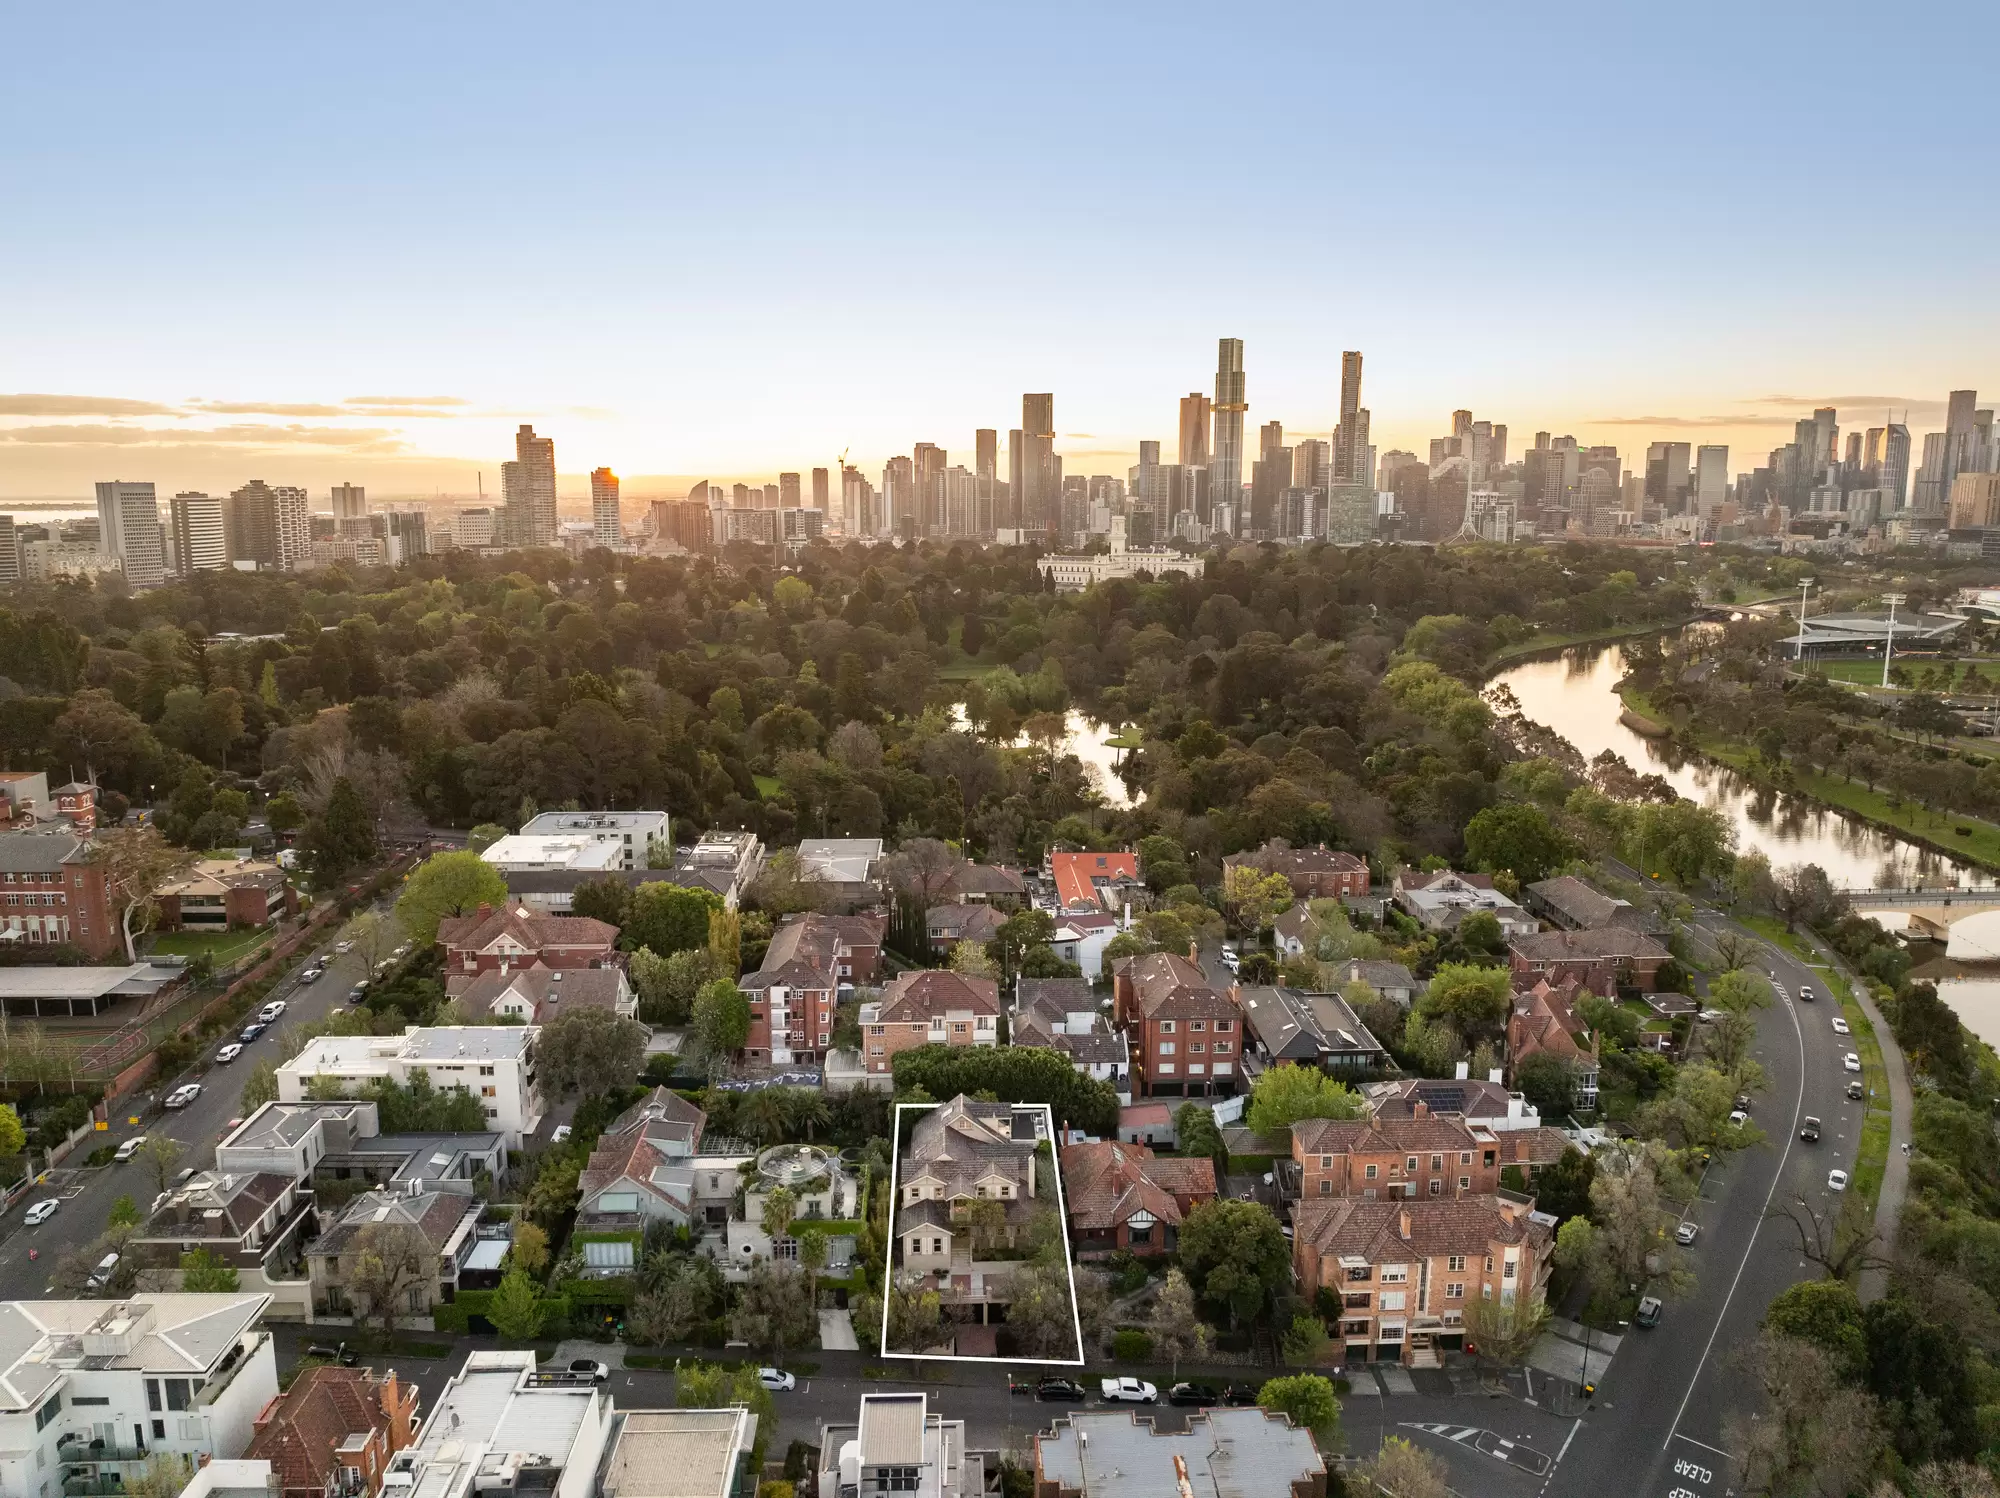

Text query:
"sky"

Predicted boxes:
[[2, 2, 1995, 503]]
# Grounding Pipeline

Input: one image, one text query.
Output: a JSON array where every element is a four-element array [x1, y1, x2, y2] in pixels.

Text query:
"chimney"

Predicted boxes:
[[1228, 983, 1242, 1009], [1188, 940, 1200, 966], [1488, 1068, 1504, 1085], [1413, 1100, 1428, 1120], [1455, 1061, 1469, 1080], [1398, 1208, 1411, 1240], [1367, 1112, 1381, 1133]]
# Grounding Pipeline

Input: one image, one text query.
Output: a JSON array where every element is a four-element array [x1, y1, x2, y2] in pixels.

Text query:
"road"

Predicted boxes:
[[1547, 911, 1871, 1498], [0, 893, 398, 1289]]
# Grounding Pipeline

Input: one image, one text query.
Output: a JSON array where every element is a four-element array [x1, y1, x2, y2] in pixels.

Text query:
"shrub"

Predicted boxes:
[[1112, 1328, 1153, 1362]]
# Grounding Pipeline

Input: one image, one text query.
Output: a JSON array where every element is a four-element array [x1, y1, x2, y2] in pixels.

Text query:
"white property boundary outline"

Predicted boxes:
[[879, 1099, 1085, 1366]]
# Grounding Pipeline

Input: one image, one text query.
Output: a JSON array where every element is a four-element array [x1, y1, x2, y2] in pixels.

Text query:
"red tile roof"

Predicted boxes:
[[876, 969, 1000, 1022], [1049, 850, 1139, 909], [246, 1366, 408, 1498], [435, 904, 617, 954], [1061, 1140, 1217, 1232], [1292, 1193, 1552, 1261]]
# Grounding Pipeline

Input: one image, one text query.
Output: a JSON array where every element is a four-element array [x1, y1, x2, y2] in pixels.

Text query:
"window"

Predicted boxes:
[[1320, 1155, 1332, 1168], [1484, 1150, 1496, 1167], [1430, 1154, 1443, 1171], [1460, 1151, 1472, 1165], [407, 1286, 426, 1313], [1346, 1265, 1371, 1282], [1503, 1260, 1516, 1279], [870, 1026, 884, 1037], [152, 1420, 166, 1441], [1213, 1041, 1230, 1055], [1156, 1062, 1175, 1074], [165, 1379, 192, 1411], [1344, 1320, 1371, 1337], [1191, 1020, 1206, 1032], [1158, 1042, 1175, 1056], [33, 1393, 60, 1431], [1405, 1156, 1418, 1173], [1448, 1255, 1466, 1272], [1382, 1265, 1408, 1283], [480, 1065, 494, 1077], [1364, 1164, 1377, 1180], [1485, 1256, 1495, 1272], [1459, 1176, 1471, 1190], [481, 1086, 496, 1098], [147, 1380, 162, 1413], [930, 1237, 943, 1254], [1379, 1291, 1405, 1311], [1189, 1042, 1205, 1053], [1343, 1292, 1370, 1308], [1214, 1019, 1230, 1033], [68, 1397, 109, 1407], [1429, 1180, 1442, 1195], [1319, 1180, 1331, 1196]]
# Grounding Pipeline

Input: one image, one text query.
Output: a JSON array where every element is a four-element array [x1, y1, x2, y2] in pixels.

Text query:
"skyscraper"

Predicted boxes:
[[914, 443, 947, 536], [1332, 351, 1370, 483], [95, 480, 166, 588], [841, 464, 876, 537], [1019, 394, 1057, 538], [1178, 393, 1210, 467], [881, 455, 914, 538], [811, 468, 829, 510], [1259, 420, 1284, 456], [1209, 338, 1246, 534], [503, 425, 557, 546], [0, 517, 17, 586], [1695, 446, 1729, 517], [590, 467, 622, 546], [170, 492, 227, 573], [779, 473, 801, 509], [331, 483, 368, 520], [1644, 442, 1693, 513], [1875, 423, 1911, 507], [975, 429, 999, 537], [273, 486, 311, 570], [1292, 439, 1329, 491]]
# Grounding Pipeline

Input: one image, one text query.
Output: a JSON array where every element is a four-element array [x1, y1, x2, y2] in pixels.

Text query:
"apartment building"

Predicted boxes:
[[0, 1294, 277, 1498], [815, 1392, 983, 1498], [860, 971, 1000, 1076], [516, 811, 670, 870], [1290, 1110, 1502, 1201], [1222, 842, 1371, 899], [434, 904, 619, 976], [1108, 951, 1240, 1098], [1291, 1195, 1555, 1365], [274, 1028, 541, 1148], [0, 830, 114, 956]]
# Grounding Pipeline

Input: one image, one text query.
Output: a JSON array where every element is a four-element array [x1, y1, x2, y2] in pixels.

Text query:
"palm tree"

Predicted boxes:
[[761, 1185, 797, 1250], [796, 1225, 828, 1304], [781, 1087, 830, 1143], [738, 1090, 788, 1147]]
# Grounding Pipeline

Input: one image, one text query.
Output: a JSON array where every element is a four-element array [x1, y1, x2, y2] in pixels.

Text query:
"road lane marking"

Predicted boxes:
[[1672, 1433, 1737, 1459], [1663, 926, 1808, 1452]]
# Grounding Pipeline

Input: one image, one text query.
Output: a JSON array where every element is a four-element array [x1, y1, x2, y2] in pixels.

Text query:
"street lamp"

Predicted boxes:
[[1882, 592, 1906, 688]]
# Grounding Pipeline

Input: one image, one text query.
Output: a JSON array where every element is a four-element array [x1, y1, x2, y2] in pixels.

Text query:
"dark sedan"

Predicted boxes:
[[1222, 1383, 1260, 1406], [1036, 1379, 1088, 1402], [1168, 1382, 1221, 1407]]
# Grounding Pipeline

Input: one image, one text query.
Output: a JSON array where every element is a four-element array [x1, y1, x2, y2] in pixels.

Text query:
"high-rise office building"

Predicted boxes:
[[1804, 407, 1838, 478], [1292, 439, 1329, 491], [95, 481, 166, 588], [841, 464, 876, 538], [1870, 423, 1911, 507], [501, 425, 557, 546], [274, 485, 310, 570], [881, 456, 914, 538], [974, 429, 999, 537], [0, 517, 17, 586], [226, 480, 280, 566], [590, 467, 622, 546], [1332, 351, 1370, 483], [1132, 440, 1167, 539], [331, 483, 368, 520], [780, 473, 801, 509], [731, 483, 753, 508], [170, 492, 228, 573], [811, 468, 829, 510], [1178, 393, 1210, 467], [1209, 339, 1246, 534], [1695, 446, 1730, 516], [913, 443, 947, 536], [1259, 421, 1284, 456], [1018, 394, 1057, 538], [1644, 442, 1693, 513]]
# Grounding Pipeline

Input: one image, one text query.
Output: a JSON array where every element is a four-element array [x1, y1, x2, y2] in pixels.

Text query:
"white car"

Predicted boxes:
[[334, 941, 354, 954], [1727, 1110, 1748, 1127], [1843, 1053, 1862, 1073], [1099, 1377, 1158, 1403], [1828, 1168, 1849, 1191], [260, 1000, 287, 1023], [1831, 1017, 1850, 1035], [551, 1125, 573, 1144], [115, 1136, 149, 1162], [1675, 1220, 1699, 1245], [23, 1199, 58, 1225], [757, 1368, 796, 1392], [215, 1043, 244, 1064], [164, 1083, 202, 1109], [298, 966, 321, 984], [567, 1359, 610, 1384]]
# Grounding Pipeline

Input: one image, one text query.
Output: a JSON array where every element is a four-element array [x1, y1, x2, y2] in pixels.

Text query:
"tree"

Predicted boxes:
[[890, 1044, 1119, 1136], [1147, 1268, 1210, 1375], [885, 1283, 945, 1353], [1221, 864, 1295, 933], [692, 979, 751, 1065], [1177, 1199, 1292, 1327], [1534, 1146, 1596, 1223], [1136, 835, 1191, 892], [1463, 803, 1573, 884], [1863, 1297, 1981, 1467], [795, 1225, 829, 1299], [1173, 1103, 1228, 1176], [1708, 967, 1774, 1014], [1415, 962, 1513, 1050], [1773, 862, 1847, 932], [1730, 1334, 1883, 1498], [708, 906, 741, 975], [623, 882, 723, 957], [1002, 1254, 1082, 1358], [487, 1269, 546, 1339], [88, 825, 196, 962], [884, 838, 962, 909], [1244, 1064, 1363, 1134], [305, 776, 379, 890], [537, 1008, 649, 1097], [464, 823, 509, 855], [1257, 1374, 1341, 1448], [778, 1087, 831, 1143], [0, 1104, 23, 1158], [737, 1090, 789, 1148], [674, 1361, 775, 1430], [1357, 1438, 1449, 1498], [631, 1259, 714, 1345], [509, 1221, 551, 1277], [179, 1247, 240, 1292], [396, 851, 510, 946], [760, 1184, 798, 1247], [729, 1259, 818, 1354], [108, 1194, 141, 1228], [1280, 1312, 1330, 1368], [1461, 1293, 1551, 1375], [125, 1454, 194, 1498], [1763, 1278, 1867, 1378], [1512, 1052, 1579, 1117], [346, 1221, 431, 1337], [745, 849, 830, 915], [949, 940, 997, 977], [137, 1135, 185, 1196]]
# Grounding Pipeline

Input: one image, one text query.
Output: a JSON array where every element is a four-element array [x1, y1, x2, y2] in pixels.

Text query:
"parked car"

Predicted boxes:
[[1100, 1378, 1158, 1404], [298, 965, 322, 984], [1727, 1110, 1748, 1128], [568, 1359, 610, 1384], [164, 1084, 202, 1109], [1733, 1093, 1751, 1112], [1845, 1079, 1866, 1101], [173, 1167, 196, 1186], [215, 1043, 244, 1064], [348, 983, 369, 1004], [1222, 1384, 1261, 1406], [1036, 1379, 1088, 1403], [392, 942, 411, 959], [305, 1342, 357, 1366], [1843, 1052, 1862, 1073], [23, 1199, 58, 1225], [757, 1368, 797, 1392], [1168, 1383, 1220, 1407], [86, 1251, 121, 1290], [1674, 1220, 1699, 1245], [1635, 1296, 1663, 1328], [239, 1021, 266, 1042], [334, 940, 353, 954], [550, 1125, 573, 1144], [259, 1000, 286, 1023], [114, 1136, 149, 1162], [1800, 1117, 1821, 1142], [1828, 1169, 1850, 1192], [1831, 1017, 1850, 1035]]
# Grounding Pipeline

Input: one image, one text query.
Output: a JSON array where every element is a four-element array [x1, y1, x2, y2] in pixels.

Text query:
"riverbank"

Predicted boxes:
[[1483, 615, 1703, 672], [1618, 680, 2000, 876]]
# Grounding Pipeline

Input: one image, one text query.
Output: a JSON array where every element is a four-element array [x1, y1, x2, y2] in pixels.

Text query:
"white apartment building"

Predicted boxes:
[[480, 834, 626, 875], [0, 1295, 276, 1498], [386, 1352, 608, 1498], [517, 811, 669, 870], [94, 481, 166, 590], [275, 1027, 541, 1148], [815, 1392, 980, 1498], [170, 493, 228, 574]]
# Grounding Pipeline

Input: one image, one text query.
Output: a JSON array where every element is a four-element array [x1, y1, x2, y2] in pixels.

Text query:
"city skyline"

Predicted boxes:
[[1, 5, 1993, 498]]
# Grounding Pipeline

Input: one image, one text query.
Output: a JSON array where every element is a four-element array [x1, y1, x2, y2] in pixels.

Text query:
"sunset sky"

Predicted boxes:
[[2, 2, 1992, 502]]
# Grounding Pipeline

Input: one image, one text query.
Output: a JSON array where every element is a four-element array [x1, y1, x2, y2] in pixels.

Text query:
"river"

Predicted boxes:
[[1493, 640, 1993, 891], [949, 705, 1141, 809]]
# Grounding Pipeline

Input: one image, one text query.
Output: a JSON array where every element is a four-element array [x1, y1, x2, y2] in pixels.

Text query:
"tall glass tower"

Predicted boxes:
[[1209, 338, 1245, 534]]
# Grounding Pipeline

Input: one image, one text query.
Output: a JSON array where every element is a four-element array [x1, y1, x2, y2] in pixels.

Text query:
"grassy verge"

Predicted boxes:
[[152, 926, 275, 965], [1619, 685, 2000, 873], [1485, 615, 1701, 671], [1743, 916, 1892, 1211]]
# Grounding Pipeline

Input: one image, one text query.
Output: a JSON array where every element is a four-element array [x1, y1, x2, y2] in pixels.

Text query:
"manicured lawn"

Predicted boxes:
[[1809, 658, 2000, 692], [752, 775, 782, 800], [151, 926, 274, 966], [933, 662, 988, 681]]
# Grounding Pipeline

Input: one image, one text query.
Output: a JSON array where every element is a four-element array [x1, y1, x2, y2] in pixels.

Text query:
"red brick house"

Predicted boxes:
[[1291, 1109, 1502, 1202], [245, 1364, 420, 1498], [1060, 1139, 1217, 1258], [762, 909, 890, 983], [435, 903, 619, 975], [0, 830, 115, 957], [1505, 927, 1669, 993], [1507, 978, 1601, 1111], [860, 969, 1000, 1074], [1223, 842, 1371, 899], [1110, 950, 1240, 1097], [741, 957, 837, 1065]]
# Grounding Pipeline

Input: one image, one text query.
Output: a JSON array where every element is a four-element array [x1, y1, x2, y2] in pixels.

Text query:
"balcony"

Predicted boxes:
[[194, 1330, 267, 1408], [59, 1441, 148, 1467], [65, 1476, 131, 1496]]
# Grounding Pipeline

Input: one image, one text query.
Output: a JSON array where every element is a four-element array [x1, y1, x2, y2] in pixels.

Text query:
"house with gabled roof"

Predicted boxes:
[[1507, 978, 1601, 1111], [446, 963, 636, 1024], [893, 1096, 1044, 1277], [1012, 978, 1129, 1098], [860, 969, 1000, 1076], [1059, 1139, 1215, 1258], [434, 904, 618, 977], [1110, 950, 1240, 1098], [304, 1190, 481, 1320], [245, 1364, 419, 1498]]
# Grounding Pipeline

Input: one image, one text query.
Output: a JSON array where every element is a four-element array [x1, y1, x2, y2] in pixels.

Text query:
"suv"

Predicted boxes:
[[1635, 1295, 1663, 1328], [567, 1359, 610, 1384], [1168, 1383, 1220, 1407], [86, 1252, 122, 1291], [1846, 1079, 1865, 1101], [1799, 1116, 1821, 1142]]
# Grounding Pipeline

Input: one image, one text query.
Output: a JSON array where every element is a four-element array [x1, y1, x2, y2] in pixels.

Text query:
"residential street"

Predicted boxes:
[[0, 892, 398, 1290]]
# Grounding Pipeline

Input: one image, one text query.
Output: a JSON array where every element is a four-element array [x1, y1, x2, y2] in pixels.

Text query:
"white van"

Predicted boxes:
[[86, 1252, 121, 1291]]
